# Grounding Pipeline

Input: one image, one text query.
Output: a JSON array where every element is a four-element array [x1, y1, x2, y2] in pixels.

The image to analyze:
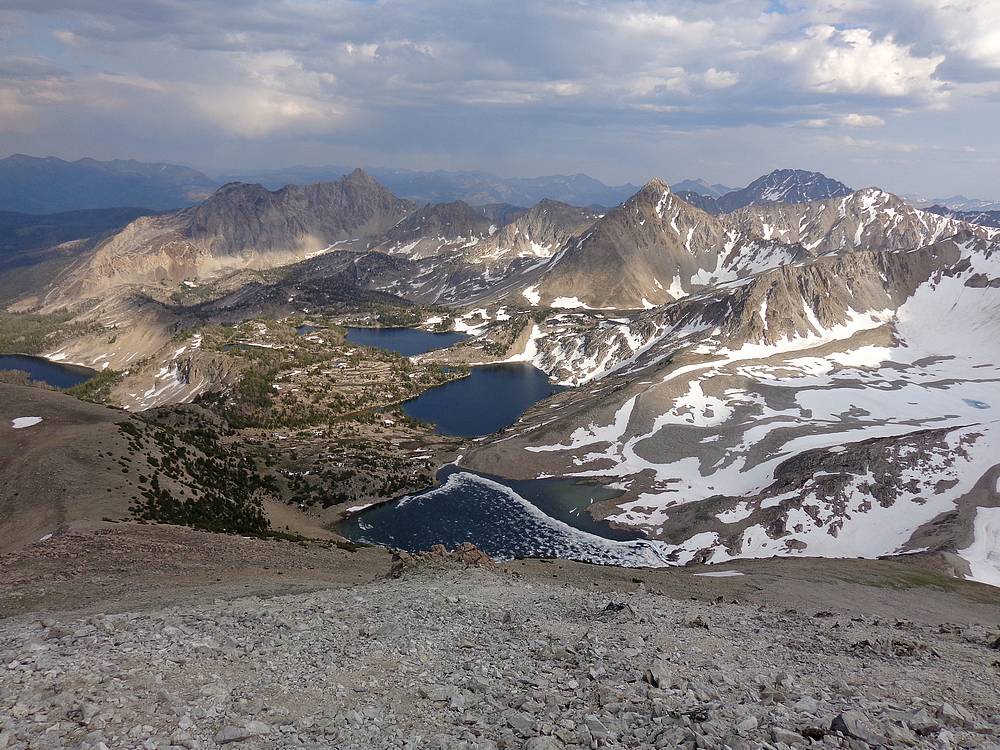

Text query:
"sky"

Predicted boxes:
[[1, 0, 999, 197]]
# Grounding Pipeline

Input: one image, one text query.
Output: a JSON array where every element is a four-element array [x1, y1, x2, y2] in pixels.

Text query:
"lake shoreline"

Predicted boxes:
[[335, 463, 651, 563], [0, 352, 98, 388]]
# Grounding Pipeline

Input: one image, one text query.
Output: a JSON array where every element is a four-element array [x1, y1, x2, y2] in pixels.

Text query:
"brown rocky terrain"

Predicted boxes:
[[517, 179, 804, 310], [42, 170, 415, 307], [1, 535, 999, 749]]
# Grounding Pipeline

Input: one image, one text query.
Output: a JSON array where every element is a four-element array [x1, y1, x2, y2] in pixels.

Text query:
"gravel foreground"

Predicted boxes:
[[2, 562, 1000, 750]]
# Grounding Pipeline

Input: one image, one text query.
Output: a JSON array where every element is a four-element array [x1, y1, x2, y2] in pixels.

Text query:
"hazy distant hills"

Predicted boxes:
[[222, 166, 641, 209], [0, 155, 642, 214], [668, 178, 737, 198], [0, 155, 216, 214], [5, 153, 1000, 219], [904, 193, 1000, 212]]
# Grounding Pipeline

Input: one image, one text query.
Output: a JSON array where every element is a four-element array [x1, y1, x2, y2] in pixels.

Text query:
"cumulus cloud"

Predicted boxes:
[[812, 0, 1000, 80], [0, 0, 997, 195], [777, 25, 944, 99], [0, 1, 958, 132]]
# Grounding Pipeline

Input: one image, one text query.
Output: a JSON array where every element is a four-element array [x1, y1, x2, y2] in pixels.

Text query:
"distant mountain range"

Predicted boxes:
[[0, 155, 642, 214], [924, 205, 1000, 229], [0, 154, 216, 214], [37, 164, 990, 318], [904, 193, 1000, 212], [222, 166, 641, 209], [668, 178, 737, 198], [5, 152, 999, 224]]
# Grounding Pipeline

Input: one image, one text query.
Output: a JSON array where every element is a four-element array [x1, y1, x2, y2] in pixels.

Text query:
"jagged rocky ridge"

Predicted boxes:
[[510, 183, 996, 311], [44, 169, 415, 306], [364, 198, 599, 304], [514, 179, 808, 310]]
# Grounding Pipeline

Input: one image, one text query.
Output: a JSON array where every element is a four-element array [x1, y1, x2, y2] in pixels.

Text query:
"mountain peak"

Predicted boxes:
[[852, 186, 896, 200], [712, 169, 853, 212], [343, 167, 378, 186], [641, 177, 671, 193]]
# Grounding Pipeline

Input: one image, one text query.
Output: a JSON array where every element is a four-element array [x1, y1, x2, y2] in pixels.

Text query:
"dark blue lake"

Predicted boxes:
[[403, 363, 563, 437], [345, 326, 467, 356], [337, 466, 664, 566], [0, 354, 96, 388]]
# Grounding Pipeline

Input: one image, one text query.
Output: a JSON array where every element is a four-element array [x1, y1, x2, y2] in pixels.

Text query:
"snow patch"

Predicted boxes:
[[551, 297, 587, 309], [959, 506, 1000, 588]]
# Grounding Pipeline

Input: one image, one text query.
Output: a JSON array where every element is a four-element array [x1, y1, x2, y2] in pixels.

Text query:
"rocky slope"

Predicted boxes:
[[343, 198, 597, 306], [510, 185, 996, 311], [2, 561, 999, 749], [467, 200, 598, 269], [28, 178, 597, 313], [375, 200, 496, 260], [44, 169, 415, 307], [0, 208, 156, 307], [725, 188, 993, 254], [0, 383, 276, 555], [672, 189, 721, 214], [515, 180, 805, 309]]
